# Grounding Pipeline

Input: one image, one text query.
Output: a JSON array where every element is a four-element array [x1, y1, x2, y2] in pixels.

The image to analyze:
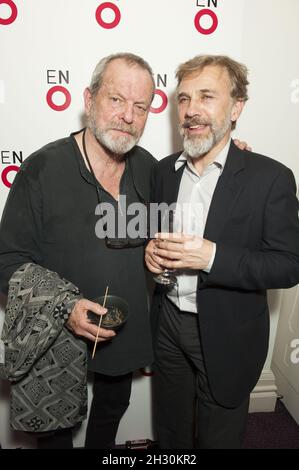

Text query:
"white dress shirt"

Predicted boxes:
[[167, 140, 230, 313]]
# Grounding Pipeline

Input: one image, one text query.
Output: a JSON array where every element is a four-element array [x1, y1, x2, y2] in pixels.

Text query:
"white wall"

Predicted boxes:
[[272, 286, 299, 424], [0, 0, 298, 448]]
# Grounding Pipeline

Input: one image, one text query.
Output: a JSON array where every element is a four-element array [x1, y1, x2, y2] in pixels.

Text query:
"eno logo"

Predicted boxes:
[[194, 8, 218, 35], [95, 2, 121, 29], [150, 89, 168, 114], [46, 86, 71, 112], [1, 165, 19, 188], [0, 0, 18, 25]]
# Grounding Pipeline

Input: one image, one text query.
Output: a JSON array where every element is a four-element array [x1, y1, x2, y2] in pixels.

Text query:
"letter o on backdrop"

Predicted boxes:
[[150, 89, 168, 114], [46, 86, 72, 111], [0, 0, 18, 25], [95, 2, 121, 29], [194, 9, 218, 35]]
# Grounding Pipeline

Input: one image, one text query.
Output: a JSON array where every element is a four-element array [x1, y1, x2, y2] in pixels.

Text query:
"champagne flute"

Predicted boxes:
[[153, 208, 180, 287], [153, 202, 203, 286]]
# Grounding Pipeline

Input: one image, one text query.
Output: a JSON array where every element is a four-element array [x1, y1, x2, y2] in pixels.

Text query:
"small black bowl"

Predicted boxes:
[[87, 295, 129, 331]]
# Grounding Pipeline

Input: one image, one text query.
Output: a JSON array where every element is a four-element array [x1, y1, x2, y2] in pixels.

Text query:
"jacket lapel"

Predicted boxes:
[[161, 154, 186, 205], [204, 140, 246, 242]]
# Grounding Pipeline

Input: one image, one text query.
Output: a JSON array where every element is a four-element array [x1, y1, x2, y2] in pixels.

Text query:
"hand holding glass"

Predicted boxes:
[[153, 209, 180, 287], [153, 205, 203, 286]]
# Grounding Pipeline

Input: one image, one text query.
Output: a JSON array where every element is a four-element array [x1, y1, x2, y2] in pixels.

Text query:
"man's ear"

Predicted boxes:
[[84, 87, 93, 116], [231, 99, 245, 125]]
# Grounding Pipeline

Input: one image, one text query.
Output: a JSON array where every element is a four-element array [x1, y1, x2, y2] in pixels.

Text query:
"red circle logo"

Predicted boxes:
[[95, 2, 121, 29], [150, 89, 168, 114], [1, 165, 19, 188], [46, 86, 71, 111], [194, 9, 218, 35], [0, 0, 18, 25]]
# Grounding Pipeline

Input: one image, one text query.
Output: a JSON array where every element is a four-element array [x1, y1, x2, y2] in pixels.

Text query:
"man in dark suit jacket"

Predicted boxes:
[[145, 55, 299, 449]]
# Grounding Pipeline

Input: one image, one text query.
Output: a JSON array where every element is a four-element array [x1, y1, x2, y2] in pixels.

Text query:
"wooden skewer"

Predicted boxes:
[[92, 286, 109, 359]]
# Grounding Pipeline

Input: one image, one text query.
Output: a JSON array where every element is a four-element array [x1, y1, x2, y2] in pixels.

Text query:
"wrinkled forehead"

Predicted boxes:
[[179, 65, 232, 94], [101, 59, 154, 97]]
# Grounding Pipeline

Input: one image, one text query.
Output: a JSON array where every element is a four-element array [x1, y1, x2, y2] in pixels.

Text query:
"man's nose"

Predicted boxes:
[[185, 98, 203, 118], [120, 102, 134, 123]]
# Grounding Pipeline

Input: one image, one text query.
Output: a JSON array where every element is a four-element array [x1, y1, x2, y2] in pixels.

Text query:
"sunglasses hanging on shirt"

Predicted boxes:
[[82, 128, 146, 249]]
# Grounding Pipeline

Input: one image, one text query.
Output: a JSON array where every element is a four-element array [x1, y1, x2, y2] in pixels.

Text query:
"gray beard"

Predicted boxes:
[[180, 115, 232, 159], [183, 132, 215, 158], [88, 112, 139, 156], [92, 126, 137, 155]]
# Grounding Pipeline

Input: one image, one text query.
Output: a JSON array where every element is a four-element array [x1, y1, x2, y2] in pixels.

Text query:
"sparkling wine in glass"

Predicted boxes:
[[153, 208, 179, 287]]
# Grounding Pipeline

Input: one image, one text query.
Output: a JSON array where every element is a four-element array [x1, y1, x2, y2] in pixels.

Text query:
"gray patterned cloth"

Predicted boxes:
[[0, 263, 87, 432]]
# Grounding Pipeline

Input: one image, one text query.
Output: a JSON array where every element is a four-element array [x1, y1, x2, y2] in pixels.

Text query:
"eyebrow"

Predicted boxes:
[[199, 88, 218, 94], [177, 88, 218, 99], [177, 91, 190, 100], [107, 90, 124, 98], [135, 99, 149, 106], [108, 91, 149, 106]]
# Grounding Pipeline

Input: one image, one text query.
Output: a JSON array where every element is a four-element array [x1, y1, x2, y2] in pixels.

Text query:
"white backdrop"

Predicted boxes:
[[0, 0, 298, 448]]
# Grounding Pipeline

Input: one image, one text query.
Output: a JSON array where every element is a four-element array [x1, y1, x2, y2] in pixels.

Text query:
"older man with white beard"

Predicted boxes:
[[145, 55, 299, 449], [0, 53, 156, 449]]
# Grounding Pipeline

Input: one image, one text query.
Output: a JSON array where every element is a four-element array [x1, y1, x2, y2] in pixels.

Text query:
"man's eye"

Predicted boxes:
[[203, 95, 213, 100], [178, 97, 189, 104], [111, 97, 121, 103]]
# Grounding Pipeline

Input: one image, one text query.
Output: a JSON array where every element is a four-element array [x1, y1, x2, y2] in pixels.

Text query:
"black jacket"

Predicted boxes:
[[150, 140, 299, 408]]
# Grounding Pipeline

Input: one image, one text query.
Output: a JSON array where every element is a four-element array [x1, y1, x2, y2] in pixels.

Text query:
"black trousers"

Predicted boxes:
[[36, 428, 73, 449], [153, 296, 249, 449], [37, 372, 132, 449], [85, 372, 132, 449]]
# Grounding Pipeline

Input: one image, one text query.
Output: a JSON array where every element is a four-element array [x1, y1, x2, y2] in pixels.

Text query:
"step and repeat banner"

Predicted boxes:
[[0, 0, 298, 448]]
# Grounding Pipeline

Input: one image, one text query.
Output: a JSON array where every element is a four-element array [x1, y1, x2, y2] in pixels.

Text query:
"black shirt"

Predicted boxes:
[[0, 132, 156, 375]]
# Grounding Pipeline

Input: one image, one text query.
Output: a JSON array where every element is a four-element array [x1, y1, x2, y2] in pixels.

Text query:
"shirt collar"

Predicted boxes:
[[175, 138, 231, 174]]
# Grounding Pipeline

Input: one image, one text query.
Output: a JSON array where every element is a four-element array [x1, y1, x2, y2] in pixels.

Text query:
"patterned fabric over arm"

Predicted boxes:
[[0, 263, 88, 432]]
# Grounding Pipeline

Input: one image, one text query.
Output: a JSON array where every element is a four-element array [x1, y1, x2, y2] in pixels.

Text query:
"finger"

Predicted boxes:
[[95, 328, 116, 341], [82, 331, 111, 343], [160, 259, 183, 269], [151, 251, 167, 265], [95, 336, 112, 343], [234, 139, 252, 151], [155, 232, 184, 240], [145, 252, 163, 268], [145, 240, 157, 255], [155, 248, 182, 260], [145, 255, 164, 273], [87, 324, 116, 338], [156, 240, 185, 252], [83, 331, 101, 342], [87, 310, 107, 321], [155, 233, 191, 243], [84, 299, 108, 315], [148, 263, 164, 274], [151, 255, 165, 269], [148, 256, 164, 269], [234, 138, 245, 149]]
